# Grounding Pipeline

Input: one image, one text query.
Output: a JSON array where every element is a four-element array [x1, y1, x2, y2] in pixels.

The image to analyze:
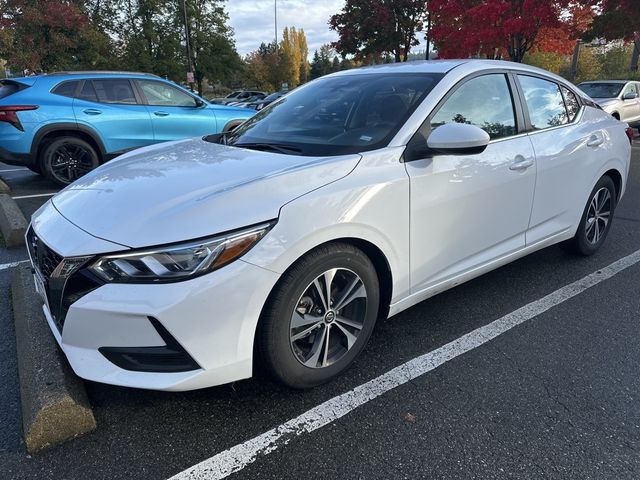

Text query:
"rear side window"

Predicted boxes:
[[518, 75, 567, 130], [78, 81, 99, 102], [52, 81, 79, 98], [91, 79, 137, 105], [430, 73, 517, 140], [561, 86, 580, 122], [0, 81, 21, 99]]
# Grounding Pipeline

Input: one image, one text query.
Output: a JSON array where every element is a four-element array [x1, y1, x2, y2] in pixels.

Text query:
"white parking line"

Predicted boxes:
[[0, 168, 29, 173], [0, 260, 29, 271], [11, 192, 56, 200], [170, 248, 640, 480]]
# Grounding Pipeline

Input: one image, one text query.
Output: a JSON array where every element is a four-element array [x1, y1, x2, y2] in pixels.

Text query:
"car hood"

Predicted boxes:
[[594, 98, 618, 107], [52, 138, 361, 248]]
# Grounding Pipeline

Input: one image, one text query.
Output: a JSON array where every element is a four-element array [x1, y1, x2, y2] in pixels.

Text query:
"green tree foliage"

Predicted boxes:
[[0, 0, 238, 91], [329, 0, 427, 62], [310, 45, 334, 79], [0, 0, 114, 73]]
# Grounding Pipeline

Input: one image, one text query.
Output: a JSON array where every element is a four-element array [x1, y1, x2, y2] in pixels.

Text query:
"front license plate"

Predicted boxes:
[[33, 269, 49, 309]]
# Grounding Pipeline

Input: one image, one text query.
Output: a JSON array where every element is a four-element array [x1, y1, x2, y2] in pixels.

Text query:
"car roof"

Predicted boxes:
[[579, 80, 630, 84], [328, 59, 578, 78], [8, 71, 162, 83]]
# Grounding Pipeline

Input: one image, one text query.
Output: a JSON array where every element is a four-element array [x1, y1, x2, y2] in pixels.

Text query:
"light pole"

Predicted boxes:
[[182, 0, 195, 92], [274, 0, 278, 49]]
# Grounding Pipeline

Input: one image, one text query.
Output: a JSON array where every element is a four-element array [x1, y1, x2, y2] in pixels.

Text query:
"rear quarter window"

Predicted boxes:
[[52, 81, 80, 98], [0, 81, 21, 99]]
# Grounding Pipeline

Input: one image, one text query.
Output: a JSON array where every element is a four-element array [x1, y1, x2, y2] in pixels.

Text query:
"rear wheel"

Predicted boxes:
[[564, 175, 616, 256], [258, 243, 380, 389], [40, 136, 100, 186]]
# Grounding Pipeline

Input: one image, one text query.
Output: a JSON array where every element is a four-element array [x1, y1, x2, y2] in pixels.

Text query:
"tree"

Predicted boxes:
[[329, 0, 427, 62], [310, 45, 333, 79], [587, 0, 640, 71], [429, 0, 593, 63], [182, 0, 240, 94], [0, 0, 113, 73]]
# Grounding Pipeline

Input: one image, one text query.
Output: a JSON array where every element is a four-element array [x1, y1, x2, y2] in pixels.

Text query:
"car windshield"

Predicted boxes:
[[578, 82, 625, 99], [224, 73, 444, 156], [262, 92, 283, 102]]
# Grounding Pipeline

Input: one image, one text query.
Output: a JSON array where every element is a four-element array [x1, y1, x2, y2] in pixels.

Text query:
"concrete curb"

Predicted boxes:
[[11, 264, 96, 453], [0, 178, 10, 194], [0, 193, 27, 248]]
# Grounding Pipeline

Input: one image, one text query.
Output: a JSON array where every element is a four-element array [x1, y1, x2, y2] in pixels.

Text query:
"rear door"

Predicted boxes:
[[134, 79, 217, 141], [518, 74, 603, 244], [72, 78, 154, 154], [404, 72, 537, 292]]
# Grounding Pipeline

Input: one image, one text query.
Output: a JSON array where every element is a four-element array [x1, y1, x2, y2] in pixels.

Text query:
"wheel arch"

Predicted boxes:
[[603, 168, 623, 204], [252, 236, 394, 375], [31, 123, 106, 163]]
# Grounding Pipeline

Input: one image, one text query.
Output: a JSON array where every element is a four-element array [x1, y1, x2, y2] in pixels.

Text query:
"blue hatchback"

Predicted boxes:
[[0, 72, 255, 185]]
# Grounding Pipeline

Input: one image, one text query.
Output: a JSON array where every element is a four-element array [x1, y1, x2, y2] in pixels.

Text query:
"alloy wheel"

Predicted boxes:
[[585, 187, 611, 245], [289, 268, 368, 369], [49, 143, 96, 184]]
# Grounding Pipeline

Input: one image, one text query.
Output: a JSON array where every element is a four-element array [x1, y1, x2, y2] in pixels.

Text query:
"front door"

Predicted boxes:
[[404, 73, 537, 293], [135, 79, 217, 142]]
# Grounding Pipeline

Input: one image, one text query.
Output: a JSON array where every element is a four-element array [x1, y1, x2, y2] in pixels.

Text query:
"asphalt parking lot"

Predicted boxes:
[[1, 136, 640, 479]]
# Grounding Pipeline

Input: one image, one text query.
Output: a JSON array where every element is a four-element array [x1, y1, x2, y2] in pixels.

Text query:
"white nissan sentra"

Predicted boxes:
[[28, 60, 632, 391]]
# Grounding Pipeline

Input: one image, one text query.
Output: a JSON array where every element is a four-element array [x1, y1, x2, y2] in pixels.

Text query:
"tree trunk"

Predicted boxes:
[[631, 39, 640, 72], [570, 41, 581, 82]]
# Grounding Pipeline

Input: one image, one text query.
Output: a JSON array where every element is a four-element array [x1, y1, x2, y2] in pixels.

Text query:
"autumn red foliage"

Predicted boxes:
[[429, 0, 594, 62]]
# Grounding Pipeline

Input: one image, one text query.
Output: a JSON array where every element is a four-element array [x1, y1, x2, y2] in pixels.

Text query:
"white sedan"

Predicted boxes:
[[28, 60, 632, 391]]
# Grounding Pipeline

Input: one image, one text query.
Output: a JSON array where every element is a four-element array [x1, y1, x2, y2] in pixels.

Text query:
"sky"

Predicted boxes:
[[226, 0, 344, 57]]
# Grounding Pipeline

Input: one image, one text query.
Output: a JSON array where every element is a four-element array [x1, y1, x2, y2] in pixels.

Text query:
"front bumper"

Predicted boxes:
[[29, 207, 281, 391]]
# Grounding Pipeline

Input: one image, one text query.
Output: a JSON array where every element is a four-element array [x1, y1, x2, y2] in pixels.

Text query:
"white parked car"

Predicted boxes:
[[28, 60, 632, 391], [578, 80, 640, 130]]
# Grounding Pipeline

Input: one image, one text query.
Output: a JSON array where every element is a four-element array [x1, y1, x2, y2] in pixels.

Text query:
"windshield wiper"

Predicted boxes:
[[234, 143, 302, 154]]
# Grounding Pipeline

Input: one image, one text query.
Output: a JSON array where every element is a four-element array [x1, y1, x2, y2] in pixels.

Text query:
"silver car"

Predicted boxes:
[[578, 80, 640, 130]]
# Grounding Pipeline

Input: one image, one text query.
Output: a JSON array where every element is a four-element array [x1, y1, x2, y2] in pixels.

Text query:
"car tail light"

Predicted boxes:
[[0, 105, 38, 131], [626, 126, 635, 144]]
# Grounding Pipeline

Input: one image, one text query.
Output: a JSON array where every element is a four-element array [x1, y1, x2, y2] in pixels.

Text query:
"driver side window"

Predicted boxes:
[[622, 83, 638, 98], [430, 74, 517, 140], [137, 80, 197, 107]]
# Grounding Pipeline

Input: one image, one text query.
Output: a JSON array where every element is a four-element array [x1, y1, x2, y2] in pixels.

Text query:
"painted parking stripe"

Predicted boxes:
[[169, 248, 640, 480], [11, 192, 56, 200], [0, 260, 29, 271], [0, 168, 29, 173]]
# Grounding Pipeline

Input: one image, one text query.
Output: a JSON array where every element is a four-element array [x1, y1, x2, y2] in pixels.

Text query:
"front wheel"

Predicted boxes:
[[258, 243, 380, 389], [40, 136, 100, 186], [564, 175, 616, 256]]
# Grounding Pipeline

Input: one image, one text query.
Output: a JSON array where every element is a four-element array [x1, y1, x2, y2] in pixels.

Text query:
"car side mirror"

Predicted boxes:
[[623, 92, 638, 100], [426, 123, 491, 155], [194, 98, 206, 108]]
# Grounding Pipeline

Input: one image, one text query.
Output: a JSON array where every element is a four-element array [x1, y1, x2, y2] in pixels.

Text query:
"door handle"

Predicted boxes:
[[153, 111, 170, 117], [586, 133, 604, 148], [83, 108, 102, 115], [509, 157, 534, 171]]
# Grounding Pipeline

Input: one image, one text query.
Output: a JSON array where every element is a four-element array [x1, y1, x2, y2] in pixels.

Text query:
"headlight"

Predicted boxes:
[[88, 222, 274, 283]]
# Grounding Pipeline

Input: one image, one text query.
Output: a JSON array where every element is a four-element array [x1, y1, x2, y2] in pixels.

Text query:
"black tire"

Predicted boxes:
[[258, 243, 380, 389], [563, 175, 616, 256], [40, 136, 100, 187], [27, 164, 42, 174]]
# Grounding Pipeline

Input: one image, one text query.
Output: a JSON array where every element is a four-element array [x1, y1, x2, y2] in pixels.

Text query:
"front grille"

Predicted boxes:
[[26, 226, 101, 333], [27, 227, 63, 283]]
